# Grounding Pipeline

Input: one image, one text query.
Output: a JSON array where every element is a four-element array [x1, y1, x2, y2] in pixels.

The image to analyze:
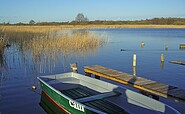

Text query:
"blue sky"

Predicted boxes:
[[0, 0, 185, 23]]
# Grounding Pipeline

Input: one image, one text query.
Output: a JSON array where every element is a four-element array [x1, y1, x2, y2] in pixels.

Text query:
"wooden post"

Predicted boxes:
[[161, 53, 164, 62], [85, 72, 91, 77], [140, 90, 159, 101], [140, 90, 150, 96], [95, 75, 100, 80], [165, 44, 168, 51], [152, 95, 159, 100], [133, 54, 137, 67], [70, 62, 78, 73]]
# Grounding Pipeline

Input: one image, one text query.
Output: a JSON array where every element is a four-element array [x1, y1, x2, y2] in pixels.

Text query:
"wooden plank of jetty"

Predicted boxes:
[[169, 60, 185, 65], [84, 65, 185, 103]]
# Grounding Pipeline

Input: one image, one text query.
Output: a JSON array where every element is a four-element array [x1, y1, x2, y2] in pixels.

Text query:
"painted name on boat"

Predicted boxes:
[[69, 100, 85, 112]]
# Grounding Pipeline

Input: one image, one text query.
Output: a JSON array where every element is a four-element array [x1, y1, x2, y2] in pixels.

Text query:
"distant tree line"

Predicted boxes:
[[1, 16, 185, 26]]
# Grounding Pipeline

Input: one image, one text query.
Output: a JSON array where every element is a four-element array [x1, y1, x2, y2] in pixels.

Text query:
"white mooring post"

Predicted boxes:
[[133, 54, 137, 76], [133, 54, 137, 67]]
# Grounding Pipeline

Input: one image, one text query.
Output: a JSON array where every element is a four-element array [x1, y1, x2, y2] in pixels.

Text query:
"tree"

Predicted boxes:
[[75, 13, 88, 22], [29, 20, 35, 24]]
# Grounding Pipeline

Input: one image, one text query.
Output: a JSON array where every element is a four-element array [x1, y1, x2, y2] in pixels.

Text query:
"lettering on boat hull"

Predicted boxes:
[[69, 100, 85, 112]]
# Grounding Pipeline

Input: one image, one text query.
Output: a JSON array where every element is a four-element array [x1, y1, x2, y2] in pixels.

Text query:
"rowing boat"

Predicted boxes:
[[37, 72, 180, 114]]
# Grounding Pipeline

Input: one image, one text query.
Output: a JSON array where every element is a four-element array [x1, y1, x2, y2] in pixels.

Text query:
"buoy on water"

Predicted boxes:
[[141, 41, 145, 48], [32, 85, 36, 90]]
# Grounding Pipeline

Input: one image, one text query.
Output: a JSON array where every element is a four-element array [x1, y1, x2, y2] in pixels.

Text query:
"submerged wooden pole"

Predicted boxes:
[[70, 62, 78, 73], [165, 44, 168, 51]]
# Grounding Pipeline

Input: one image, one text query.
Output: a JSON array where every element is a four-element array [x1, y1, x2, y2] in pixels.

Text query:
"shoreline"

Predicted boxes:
[[71, 24, 185, 29], [1, 25, 185, 32]]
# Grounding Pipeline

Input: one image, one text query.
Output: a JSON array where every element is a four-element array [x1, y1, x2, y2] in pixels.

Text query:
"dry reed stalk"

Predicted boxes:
[[25, 31, 106, 72]]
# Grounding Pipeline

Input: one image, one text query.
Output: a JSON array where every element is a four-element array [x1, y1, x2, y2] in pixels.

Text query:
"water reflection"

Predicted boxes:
[[0, 48, 5, 70], [0, 38, 6, 101], [160, 61, 164, 69]]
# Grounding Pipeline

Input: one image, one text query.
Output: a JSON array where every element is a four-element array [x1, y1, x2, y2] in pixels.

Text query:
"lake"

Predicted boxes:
[[0, 28, 185, 113]]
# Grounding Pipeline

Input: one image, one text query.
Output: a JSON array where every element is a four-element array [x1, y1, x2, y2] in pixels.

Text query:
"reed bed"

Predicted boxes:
[[22, 31, 106, 63], [1, 27, 107, 73]]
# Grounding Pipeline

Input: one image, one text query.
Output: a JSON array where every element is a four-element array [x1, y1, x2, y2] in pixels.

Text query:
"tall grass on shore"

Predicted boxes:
[[2, 28, 107, 73]]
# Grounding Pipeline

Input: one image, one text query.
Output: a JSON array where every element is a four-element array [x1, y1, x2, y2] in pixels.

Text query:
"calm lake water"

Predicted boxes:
[[0, 28, 185, 113]]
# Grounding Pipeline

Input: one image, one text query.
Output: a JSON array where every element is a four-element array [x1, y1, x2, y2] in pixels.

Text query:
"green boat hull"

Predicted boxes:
[[40, 91, 68, 114], [39, 81, 97, 114]]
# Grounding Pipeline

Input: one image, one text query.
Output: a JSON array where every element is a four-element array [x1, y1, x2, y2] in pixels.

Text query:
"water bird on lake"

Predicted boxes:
[[6, 44, 11, 47], [120, 49, 126, 51]]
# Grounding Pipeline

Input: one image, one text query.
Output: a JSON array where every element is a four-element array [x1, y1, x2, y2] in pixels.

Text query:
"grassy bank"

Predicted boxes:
[[1, 24, 185, 33]]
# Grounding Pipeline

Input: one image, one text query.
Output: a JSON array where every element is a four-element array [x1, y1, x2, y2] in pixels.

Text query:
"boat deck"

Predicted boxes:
[[60, 87, 128, 114], [60, 88, 95, 100]]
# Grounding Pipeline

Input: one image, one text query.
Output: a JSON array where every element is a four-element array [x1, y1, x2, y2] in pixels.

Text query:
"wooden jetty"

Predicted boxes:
[[84, 65, 185, 103], [169, 60, 185, 66]]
